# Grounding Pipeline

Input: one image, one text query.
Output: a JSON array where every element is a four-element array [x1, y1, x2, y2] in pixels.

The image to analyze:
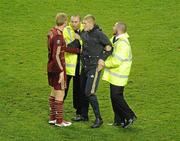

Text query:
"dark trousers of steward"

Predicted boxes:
[[110, 84, 136, 123], [64, 74, 82, 115], [80, 66, 102, 120]]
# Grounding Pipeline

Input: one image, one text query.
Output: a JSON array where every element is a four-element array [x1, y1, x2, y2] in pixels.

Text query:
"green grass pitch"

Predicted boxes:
[[0, 0, 180, 141]]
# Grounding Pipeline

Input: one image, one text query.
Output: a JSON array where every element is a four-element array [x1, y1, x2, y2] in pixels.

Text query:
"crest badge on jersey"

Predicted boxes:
[[57, 40, 61, 45]]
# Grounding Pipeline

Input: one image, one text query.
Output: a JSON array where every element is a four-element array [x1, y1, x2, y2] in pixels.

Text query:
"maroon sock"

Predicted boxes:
[[55, 100, 63, 124], [49, 96, 55, 121]]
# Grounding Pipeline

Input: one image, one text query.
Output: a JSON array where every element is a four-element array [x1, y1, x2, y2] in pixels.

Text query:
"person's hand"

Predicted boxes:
[[74, 33, 81, 40], [97, 59, 105, 72], [98, 59, 105, 66], [58, 71, 64, 84], [97, 64, 104, 72]]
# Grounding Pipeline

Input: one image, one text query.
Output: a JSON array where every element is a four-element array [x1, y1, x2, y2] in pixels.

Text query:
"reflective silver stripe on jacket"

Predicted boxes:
[[66, 63, 76, 68], [104, 69, 128, 78], [112, 54, 132, 62]]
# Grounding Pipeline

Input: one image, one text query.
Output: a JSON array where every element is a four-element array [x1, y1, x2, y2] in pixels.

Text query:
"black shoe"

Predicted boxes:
[[115, 118, 126, 127], [123, 116, 137, 128], [112, 121, 126, 127], [72, 116, 89, 122], [113, 122, 121, 126], [81, 116, 89, 121], [71, 115, 81, 121], [107, 121, 125, 127], [91, 118, 103, 128]]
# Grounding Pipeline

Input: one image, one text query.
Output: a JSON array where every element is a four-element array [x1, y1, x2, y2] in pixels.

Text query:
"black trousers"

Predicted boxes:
[[64, 74, 82, 115], [110, 84, 136, 122], [81, 68, 102, 119]]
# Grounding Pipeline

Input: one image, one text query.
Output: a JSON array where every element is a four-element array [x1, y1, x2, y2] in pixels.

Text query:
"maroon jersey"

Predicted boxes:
[[47, 27, 66, 73]]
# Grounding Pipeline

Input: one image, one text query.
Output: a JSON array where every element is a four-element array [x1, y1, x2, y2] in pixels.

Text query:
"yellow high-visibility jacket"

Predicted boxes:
[[102, 33, 132, 86], [63, 24, 83, 76]]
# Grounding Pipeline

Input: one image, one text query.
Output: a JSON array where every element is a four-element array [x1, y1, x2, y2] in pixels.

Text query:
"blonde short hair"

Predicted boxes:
[[83, 14, 96, 24], [56, 13, 67, 26]]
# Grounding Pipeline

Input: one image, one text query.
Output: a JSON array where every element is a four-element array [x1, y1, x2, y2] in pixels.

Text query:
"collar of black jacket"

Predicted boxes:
[[88, 24, 102, 32]]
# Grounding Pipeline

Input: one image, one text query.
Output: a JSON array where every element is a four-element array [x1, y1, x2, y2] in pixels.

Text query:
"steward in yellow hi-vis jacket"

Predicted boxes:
[[63, 15, 83, 121], [102, 22, 137, 128]]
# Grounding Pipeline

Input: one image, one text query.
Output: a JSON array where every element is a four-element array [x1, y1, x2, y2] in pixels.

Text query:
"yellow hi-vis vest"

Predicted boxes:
[[63, 24, 83, 76], [102, 33, 132, 86]]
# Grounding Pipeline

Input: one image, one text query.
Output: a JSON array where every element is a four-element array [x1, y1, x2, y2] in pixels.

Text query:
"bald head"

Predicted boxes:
[[71, 15, 81, 21], [115, 22, 127, 34], [70, 15, 81, 30]]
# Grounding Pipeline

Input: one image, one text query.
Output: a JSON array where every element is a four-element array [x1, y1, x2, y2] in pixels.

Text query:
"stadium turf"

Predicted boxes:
[[0, 0, 179, 140]]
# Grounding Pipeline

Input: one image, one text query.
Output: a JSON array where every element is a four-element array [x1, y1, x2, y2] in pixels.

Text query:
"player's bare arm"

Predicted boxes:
[[56, 46, 64, 83]]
